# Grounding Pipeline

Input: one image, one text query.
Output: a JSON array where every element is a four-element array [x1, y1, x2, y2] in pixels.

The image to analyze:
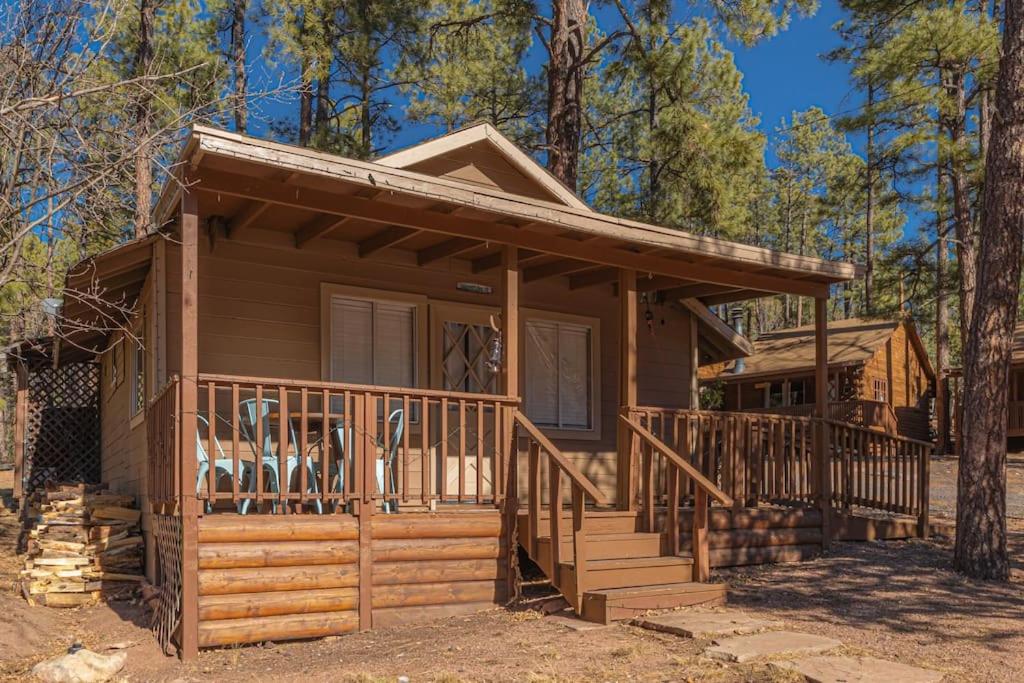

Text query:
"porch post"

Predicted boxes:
[[617, 269, 638, 510], [179, 182, 200, 659], [688, 315, 699, 409], [814, 296, 831, 549], [501, 245, 519, 398], [499, 245, 519, 600]]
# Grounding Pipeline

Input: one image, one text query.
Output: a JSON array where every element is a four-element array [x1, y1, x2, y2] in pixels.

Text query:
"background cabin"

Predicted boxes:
[[701, 318, 935, 442], [8, 124, 934, 659], [948, 320, 1024, 444]]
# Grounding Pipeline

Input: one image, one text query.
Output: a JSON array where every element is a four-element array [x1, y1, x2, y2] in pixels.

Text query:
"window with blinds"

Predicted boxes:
[[329, 296, 416, 388], [525, 319, 593, 431]]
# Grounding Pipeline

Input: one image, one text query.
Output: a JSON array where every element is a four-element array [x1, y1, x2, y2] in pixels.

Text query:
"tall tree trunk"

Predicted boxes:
[[297, 9, 312, 146], [796, 210, 807, 326], [864, 82, 875, 315], [231, 0, 247, 133], [546, 0, 587, 191], [936, 168, 952, 456], [947, 68, 979, 351], [133, 0, 155, 239], [955, 0, 1024, 581]]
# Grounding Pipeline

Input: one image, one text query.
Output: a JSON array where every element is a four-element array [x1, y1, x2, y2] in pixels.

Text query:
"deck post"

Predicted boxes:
[[13, 359, 27, 501], [688, 314, 700, 409], [617, 269, 638, 510], [500, 245, 520, 600], [814, 296, 831, 550], [179, 182, 201, 660]]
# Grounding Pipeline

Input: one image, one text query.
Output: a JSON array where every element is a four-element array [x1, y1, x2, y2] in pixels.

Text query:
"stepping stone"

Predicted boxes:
[[546, 614, 610, 631], [636, 611, 781, 638], [705, 631, 842, 663], [771, 655, 944, 683]]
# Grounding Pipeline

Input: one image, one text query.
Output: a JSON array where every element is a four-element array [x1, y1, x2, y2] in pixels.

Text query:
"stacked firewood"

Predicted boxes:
[[20, 483, 144, 607]]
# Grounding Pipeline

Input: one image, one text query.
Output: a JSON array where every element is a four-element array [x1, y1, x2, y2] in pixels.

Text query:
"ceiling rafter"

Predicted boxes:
[[358, 226, 421, 257], [295, 215, 351, 248]]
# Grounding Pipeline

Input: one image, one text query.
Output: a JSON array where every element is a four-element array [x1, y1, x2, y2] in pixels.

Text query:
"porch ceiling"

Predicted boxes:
[[157, 126, 860, 306]]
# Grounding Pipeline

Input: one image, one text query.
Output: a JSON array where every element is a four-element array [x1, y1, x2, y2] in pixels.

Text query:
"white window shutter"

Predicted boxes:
[[331, 298, 373, 384], [558, 324, 590, 429], [374, 302, 415, 388], [525, 321, 559, 427]]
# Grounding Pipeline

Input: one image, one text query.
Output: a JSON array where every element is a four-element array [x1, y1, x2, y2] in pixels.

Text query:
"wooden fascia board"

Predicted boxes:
[[192, 167, 831, 297], [193, 130, 858, 282], [903, 320, 936, 381]]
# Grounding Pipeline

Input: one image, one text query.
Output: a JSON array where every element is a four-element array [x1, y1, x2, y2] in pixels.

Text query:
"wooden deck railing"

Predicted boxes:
[[150, 373, 519, 513], [619, 414, 733, 581], [630, 407, 817, 508], [827, 419, 931, 525], [746, 399, 899, 435], [514, 410, 607, 608], [147, 377, 182, 511]]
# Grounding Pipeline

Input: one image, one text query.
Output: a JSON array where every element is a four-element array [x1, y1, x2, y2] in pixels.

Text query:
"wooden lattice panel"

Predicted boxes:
[[22, 362, 101, 495], [152, 514, 183, 655]]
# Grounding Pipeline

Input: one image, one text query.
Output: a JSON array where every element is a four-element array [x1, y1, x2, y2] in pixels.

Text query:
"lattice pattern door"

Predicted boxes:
[[22, 362, 101, 495], [441, 321, 497, 394]]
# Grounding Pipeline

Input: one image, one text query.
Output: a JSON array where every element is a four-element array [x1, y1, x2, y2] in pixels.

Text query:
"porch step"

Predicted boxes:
[[559, 555, 695, 597], [518, 509, 640, 535], [535, 531, 662, 568], [580, 581, 727, 625]]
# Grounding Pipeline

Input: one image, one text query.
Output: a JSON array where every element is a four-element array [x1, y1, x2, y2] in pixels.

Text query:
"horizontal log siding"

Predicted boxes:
[[162, 229, 696, 506], [195, 511, 506, 647]]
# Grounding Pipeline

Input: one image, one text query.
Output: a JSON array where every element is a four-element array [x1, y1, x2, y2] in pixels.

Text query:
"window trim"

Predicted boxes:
[[319, 283, 429, 390], [522, 308, 601, 441], [129, 321, 146, 428]]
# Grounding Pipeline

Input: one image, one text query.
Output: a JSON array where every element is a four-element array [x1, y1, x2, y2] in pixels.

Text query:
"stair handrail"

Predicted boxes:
[[514, 410, 606, 612], [619, 414, 733, 582]]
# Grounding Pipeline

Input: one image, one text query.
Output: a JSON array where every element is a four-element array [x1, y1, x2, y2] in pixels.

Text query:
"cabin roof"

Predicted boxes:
[[702, 317, 934, 382], [151, 125, 859, 301]]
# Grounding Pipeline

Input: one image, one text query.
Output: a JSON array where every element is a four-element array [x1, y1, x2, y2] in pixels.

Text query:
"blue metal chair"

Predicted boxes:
[[239, 398, 322, 514], [332, 408, 404, 512], [195, 415, 254, 514]]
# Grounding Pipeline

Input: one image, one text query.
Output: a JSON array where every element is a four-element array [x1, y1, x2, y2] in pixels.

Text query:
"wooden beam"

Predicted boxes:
[[688, 314, 700, 409], [814, 296, 831, 551], [568, 267, 618, 290], [295, 214, 351, 248], [194, 169, 830, 297], [179, 181, 200, 660], [472, 249, 543, 273], [417, 237, 480, 266], [661, 283, 741, 300], [523, 259, 595, 283], [358, 226, 420, 257], [617, 269, 638, 511], [701, 290, 772, 306], [637, 275, 693, 292], [227, 200, 270, 237]]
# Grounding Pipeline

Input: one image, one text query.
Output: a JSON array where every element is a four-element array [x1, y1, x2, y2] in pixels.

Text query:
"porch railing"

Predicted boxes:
[[744, 399, 900, 435], [147, 377, 181, 511], [148, 373, 519, 513], [630, 407, 817, 508], [827, 419, 931, 521]]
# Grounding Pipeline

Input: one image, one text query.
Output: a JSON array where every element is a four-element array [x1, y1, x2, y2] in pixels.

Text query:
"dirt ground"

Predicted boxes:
[[1, 462, 1023, 682]]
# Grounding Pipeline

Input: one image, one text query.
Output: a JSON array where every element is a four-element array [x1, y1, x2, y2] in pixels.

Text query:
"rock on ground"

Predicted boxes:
[[31, 649, 127, 683], [705, 631, 842, 663], [635, 610, 781, 638], [771, 655, 945, 683]]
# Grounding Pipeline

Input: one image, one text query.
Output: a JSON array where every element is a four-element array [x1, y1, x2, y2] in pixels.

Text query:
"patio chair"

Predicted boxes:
[[195, 415, 254, 514], [331, 407, 404, 513], [239, 398, 322, 514]]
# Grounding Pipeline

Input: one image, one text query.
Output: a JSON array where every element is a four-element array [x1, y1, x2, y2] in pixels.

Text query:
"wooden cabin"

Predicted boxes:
[[948, 320, 1024, 442], [8, 124, 933, 659], [701, 318, 935, 442]]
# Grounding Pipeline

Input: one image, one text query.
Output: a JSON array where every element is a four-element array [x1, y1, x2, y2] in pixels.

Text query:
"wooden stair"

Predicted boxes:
[[519, 510, 727, 624]]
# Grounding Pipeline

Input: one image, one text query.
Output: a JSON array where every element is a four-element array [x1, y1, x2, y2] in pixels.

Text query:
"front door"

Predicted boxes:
[[431, 302, 500, 498]]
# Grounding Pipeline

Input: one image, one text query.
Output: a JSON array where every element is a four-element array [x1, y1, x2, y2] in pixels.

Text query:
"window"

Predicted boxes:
[[873, 378, 888, 402], [130, 331, 145, 417], [328, 295, 416, 388], [525, 319, 593, 431]]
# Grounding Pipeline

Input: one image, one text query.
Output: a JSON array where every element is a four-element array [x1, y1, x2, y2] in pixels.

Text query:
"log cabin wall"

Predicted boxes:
[[154, 231, 697, 506], [859, 322, 932, 440], [195, 511, 505, 647]]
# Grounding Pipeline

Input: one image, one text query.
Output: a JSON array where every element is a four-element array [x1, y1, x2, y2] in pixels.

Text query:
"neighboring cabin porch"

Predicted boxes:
[[33, 125, 934, 659]]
